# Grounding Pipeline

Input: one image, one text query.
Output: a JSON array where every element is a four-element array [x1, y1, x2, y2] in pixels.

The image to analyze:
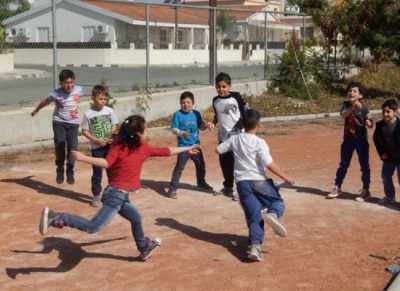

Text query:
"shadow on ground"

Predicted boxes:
[[5, 236, 140, 279]]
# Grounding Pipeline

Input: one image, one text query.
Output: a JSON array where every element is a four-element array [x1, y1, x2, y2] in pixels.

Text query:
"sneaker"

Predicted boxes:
[[91, 195, 102, 208], [197, 182, 215, 194], [327, 185, 341, 199], [248, 244, 263, 261], [66, 171, 75, 185], [56, 168, 64, 184], [355, 189, 371, 202], [262, 211, 287, 237], [140, 237, 161, 261], [380, 196, 396, 205], [166, 187, 177, 199], [39, 207, 58, 235], [220, 187, 238, 200]]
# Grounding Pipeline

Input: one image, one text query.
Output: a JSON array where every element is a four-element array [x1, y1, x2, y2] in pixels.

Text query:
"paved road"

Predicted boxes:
[[0, 63, 276, 110]]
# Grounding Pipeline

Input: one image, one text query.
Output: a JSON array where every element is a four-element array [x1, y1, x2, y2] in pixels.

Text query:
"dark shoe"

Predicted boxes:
[[197, 182, 215, 194], [140, 237, 161, 261], [380, 196, 396, 205], [66, 168, 75, 185], [220, 187, 238, 201], [56, 167, 64, 184], [355, 189, 371, 202], [39, 207, 58, 235], [166, 187, 177, 199]]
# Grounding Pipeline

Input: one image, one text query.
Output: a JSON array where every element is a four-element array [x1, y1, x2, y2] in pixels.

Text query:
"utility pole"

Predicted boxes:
[[209, 0, 217, 85]]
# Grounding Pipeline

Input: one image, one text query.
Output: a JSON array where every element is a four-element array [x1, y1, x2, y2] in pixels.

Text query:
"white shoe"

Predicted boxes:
[[327, 186, 341, 199], [262, 211, 287, 237]]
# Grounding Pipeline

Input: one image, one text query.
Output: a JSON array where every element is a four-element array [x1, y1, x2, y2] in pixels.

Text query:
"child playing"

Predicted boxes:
[[166, 91, 214, 198], [31, 69, 82, 185], [328, 82, 373, 201], [373, 99, 400, 205], [39, 115, 200, 261], [81, 85, 119, 207], [217, 109, 294, 261], [212, 72, 248, 200]]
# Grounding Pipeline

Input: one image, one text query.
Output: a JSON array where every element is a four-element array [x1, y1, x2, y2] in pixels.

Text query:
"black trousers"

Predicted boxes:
[[218, 150, 234, 189], [52, 121, 79, 171]]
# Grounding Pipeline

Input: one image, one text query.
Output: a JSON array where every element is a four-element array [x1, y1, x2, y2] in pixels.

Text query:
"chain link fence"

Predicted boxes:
[[0, 0, 310, 109]]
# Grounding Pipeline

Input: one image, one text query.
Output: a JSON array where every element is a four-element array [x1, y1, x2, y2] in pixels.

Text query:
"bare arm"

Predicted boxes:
[[168, 144, 200, 155], [82, 129, 108, 147], [31, 98, 50, 116], [267, 162, 294, 185], [72, 151, 109, 168]]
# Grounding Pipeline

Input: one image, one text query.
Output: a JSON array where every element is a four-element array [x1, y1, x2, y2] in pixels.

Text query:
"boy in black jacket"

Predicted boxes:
[[373, 99, 400, 204]]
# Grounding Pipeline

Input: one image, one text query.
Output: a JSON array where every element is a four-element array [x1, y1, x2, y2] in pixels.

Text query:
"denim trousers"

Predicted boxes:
[[334, 136, 370, 190], [381, 160, 400, 200], [236, 179, 285, 245], [170, 150, 206, 189], [91, 145, 111, 197], [52, 121, 79, 171], [54, 186, 147, 251]]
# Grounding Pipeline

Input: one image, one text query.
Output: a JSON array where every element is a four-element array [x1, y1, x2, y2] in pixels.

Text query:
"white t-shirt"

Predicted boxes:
[[217, 133, 273, 182], [47, 85, 82, 124], [81, 106, 118, 149]]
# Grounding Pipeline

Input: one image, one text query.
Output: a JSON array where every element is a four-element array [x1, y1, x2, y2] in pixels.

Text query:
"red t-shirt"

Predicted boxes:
[[106, 143, 171, 191]]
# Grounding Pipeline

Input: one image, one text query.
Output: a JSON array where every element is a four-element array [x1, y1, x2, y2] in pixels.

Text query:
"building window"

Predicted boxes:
[[160, 29, 167, 42], [82, 26, 96, 42], [37, 27, 50, 42], [178, 29, 184, 43]]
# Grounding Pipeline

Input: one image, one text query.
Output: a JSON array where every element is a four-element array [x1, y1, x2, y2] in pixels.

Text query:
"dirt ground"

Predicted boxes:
[[0, 118, 399, 291]]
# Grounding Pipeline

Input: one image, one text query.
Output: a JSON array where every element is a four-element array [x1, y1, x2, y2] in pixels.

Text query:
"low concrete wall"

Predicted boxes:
[[0, 80, 267, 147], [0, 53, 14, 73]]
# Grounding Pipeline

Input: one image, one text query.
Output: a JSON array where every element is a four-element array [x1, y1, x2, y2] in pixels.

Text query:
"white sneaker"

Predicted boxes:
[[262, 211, 287, 237], [248, 244, 263, 261], [327, 186, 341, 199]]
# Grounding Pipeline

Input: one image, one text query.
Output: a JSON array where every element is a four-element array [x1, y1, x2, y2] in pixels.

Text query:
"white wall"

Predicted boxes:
[[0, 53, 14, 73]]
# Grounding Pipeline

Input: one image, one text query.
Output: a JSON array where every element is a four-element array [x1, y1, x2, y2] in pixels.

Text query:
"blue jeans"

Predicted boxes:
[[91, 146, 111, 197], [54, 186, 147, 251], [170, 151, 206, 189], [382, 161, 400, 200], [236, 179, 285, 245], [335, 137, 370, 190]]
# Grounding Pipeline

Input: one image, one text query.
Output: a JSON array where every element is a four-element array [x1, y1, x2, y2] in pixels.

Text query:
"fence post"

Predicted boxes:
[[264, 11, 269, 80], [145, 4, 150, 93], [52, 0, 57, 89], [209, 1, 217, 85]]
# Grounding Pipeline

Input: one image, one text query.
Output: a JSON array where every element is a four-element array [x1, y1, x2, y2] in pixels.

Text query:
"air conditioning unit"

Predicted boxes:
[[96, 25, 109, 34], [5, 29, 15, 38]]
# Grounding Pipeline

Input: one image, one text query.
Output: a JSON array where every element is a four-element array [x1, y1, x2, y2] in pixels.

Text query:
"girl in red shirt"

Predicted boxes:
[[38, 115, 200, 261]]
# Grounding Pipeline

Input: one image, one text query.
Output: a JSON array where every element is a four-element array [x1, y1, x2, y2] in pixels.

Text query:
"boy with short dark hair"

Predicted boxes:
[[217, 109, 294, 261], [81, 85, 118, 207], [213, 72, 248, 200], [31, 69, 82, 184], [166, 91, 214, 198], [373, 99, 400, 205], [328, 82, 373, 201]]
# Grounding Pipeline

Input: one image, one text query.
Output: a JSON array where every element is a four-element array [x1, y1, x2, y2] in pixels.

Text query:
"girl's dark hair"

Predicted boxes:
[[346, 81, 365, 97], [117, 115, 146, 149], [59, 69, 75, 82], [215, 72, 231, 85]]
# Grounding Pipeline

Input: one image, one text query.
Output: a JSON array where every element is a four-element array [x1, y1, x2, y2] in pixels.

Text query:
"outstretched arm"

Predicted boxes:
[[72, 151, 109, 168], [31, 98, 50, 116], [168, 144, 200, 155], [267, 162, 295, 185]]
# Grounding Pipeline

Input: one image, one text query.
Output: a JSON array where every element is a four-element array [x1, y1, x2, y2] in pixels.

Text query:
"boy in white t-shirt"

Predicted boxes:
[[217, 109, 294, 262], [81, 85, 118, 207]]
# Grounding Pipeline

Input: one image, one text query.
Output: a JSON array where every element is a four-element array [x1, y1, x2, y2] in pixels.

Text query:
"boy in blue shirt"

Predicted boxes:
[[166, 91, 214, 198]]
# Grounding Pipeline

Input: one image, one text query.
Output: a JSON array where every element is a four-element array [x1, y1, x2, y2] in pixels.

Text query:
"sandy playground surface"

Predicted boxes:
[[0, 118, 399, 291]]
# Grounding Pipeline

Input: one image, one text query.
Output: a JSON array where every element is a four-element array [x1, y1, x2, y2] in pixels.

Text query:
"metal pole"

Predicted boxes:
[[263, 11, 268, 80], [174, 4, 178, 49], [145, 4, 150, 93], [208, 0, 216, 85], [51, 0, 57, 89], [302, 13, 305, 47]]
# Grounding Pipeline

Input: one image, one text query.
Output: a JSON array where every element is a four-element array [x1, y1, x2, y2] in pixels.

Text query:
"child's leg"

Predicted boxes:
[[382, 161, 396, 200], [355, 139, 370, 190], [91, 147, 108, 197], [170, 152, 191, 189], [253, 179, 285, 218], [65, 123, 79, 181], [191, 150, 207, 185], [52, 121, 67, 174], [236, 181, 264, 245], [334, 138, 356, 188], [118, 201, 147, 251], [218, 151, 234, 189]]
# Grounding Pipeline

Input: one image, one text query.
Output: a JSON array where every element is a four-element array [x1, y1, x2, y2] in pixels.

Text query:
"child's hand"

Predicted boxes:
[[180, 131, 190, 138], [285, 177, 295, 186], [206, 122, 215, 130], [381, 153, 389, 160], [366, 119, 373, 128], [95, 139, 108, 147], [72, 151, 84, 161], [188, 144, 201, 155], [31, 109, 38, 117]]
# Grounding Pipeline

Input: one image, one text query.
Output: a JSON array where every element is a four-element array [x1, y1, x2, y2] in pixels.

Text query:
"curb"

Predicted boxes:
[[0, 110, 382, 155]]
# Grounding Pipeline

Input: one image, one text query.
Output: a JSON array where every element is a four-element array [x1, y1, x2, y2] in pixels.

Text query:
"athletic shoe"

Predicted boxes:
[[355, 189, 371, 202], [327, 185, 341, 199], [197, 182, 215, 194], [166, 187, 177, 199], [380, 196, 396, 205], [91, 195, 102, 208], [56, 167, 64, 184], [262, 211, 287, 237], [39, 207, 58, 235], [220, 187, 238, 200], [66, 171, 75, 185], [140, 237, 161, 261], [248, 244, 263, 261]]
